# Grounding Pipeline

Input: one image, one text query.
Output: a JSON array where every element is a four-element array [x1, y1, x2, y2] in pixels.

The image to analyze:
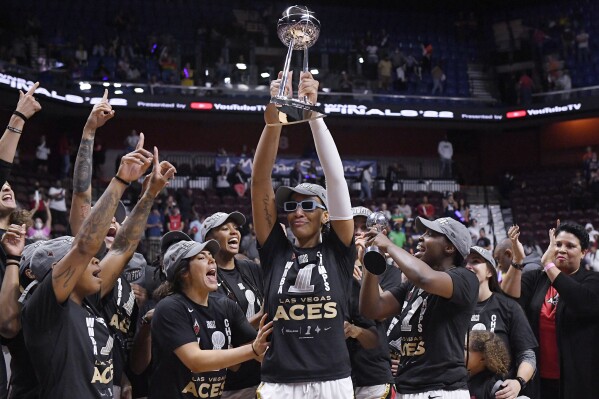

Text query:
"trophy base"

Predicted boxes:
[[268, 96, 326, 126], [363, 247, 387, 275]]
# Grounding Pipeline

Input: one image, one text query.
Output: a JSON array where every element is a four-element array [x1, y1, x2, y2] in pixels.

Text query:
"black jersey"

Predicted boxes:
[[149, 293, 256, 399], [216, 259, 263, 391], [22, 274, 114, 399], [470, 293, 538, 375], [258, 223, 355, 383], [348, 279, 394, 387], [387, 267, 478, 394]]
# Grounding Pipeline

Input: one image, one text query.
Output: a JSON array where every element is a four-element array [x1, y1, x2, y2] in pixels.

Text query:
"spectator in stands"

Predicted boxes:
[[289, 161, 303, 187], [476, 228, 491, 250], [397, 197, 412, 219], [35, 135, 50, 174], [93, 61, 110, 81], [584, 223, 598, 244], [146, 206, 164, 239], [377, 54, 392, 91], [443, 193, 459, 220], [338, 71, 353, 100], [582, 145, 593, 163], [570, 170, 586, 209], [48, 179, 67, 228], [167, 206, 184, 232], [584, 242, 599, 271], [215, 165, 232, 198], [306, 160, 318, 183], [180, 62, 195, 88], [518, 72, 534, 105], [74, 43, 88, 65], [125, 129, 140, 152], [468, 219, 480, 242], [458, 198, 470, 224], [416, 195, 435, 220], [240, 222, 260, 264], [438, 134, 453, 178], [359, 166, 373, 201], [584, 152, 598, 183], [27, 202, 51, 241], [502, 223, 599, 399], [378, 202, 391, 220], [228, 162, 249, 197], [420, 42, 433, 74], [576, 28, 590, 63], [431, 63, 445, 95], [555, 70, 572, 100], [388, 221, 406, 249]]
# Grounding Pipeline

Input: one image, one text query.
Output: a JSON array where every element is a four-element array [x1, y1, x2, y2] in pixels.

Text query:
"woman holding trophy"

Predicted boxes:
[[251, 70, 356, 398]]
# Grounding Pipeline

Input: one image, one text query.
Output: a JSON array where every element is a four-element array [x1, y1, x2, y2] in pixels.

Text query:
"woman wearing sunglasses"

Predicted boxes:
[[251, 72, 355, 399]]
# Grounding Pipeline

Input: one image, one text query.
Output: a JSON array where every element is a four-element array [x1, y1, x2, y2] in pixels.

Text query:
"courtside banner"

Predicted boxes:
[[0, 73, 592, 123]]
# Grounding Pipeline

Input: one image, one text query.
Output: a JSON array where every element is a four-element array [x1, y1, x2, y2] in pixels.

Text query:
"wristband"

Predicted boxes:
[[6, 126, 22, 134], [251, 342, 260, 357], [12, 111, 28, 122], [114, 175, 131, 186], [140, 315, 150, 325], [516, 376, 527, 390], [6, 254, 22, 262], [511, 262, 524, 271], [544, 262, 556, 272], [5, 261, 20, 267]]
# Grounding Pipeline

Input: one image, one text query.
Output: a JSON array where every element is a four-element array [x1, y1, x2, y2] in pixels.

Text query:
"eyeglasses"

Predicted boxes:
[[283, 200, 326, 212]]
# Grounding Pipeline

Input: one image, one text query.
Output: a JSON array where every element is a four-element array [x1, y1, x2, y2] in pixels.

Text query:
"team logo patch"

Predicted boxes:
[[193, 319, 200, 335], [206, 320, 216, 329]]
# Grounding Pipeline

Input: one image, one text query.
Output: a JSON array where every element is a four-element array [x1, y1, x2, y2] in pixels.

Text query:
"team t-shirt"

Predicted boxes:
[[469, 292, 538, 376], [216, 259, 264, 391], [258, 223, 356, 383], [348, 278, 394, 387], [22, 274, 114, 399], [387, 267, 478, 394], [4, 331, 39, 399], [149, 292, 256, 399]]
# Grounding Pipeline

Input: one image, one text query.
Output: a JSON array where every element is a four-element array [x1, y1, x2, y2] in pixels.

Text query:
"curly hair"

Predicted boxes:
[[9, 209, 33, 229], [555, 221, 590, 250], [469, 330, 511, 377]]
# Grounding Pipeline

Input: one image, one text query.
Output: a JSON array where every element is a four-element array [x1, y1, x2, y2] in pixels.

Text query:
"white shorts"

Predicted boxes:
[[256, 377, 354, 399], [355, 383, 395, 399], [221, 386, 258, 399], [398, 389, 469, 399]]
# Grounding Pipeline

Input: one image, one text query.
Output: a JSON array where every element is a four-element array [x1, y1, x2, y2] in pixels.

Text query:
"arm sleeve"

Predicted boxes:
[[228, 299, 257, 347], [151, 298, 197, 353], [308, 118, 352, 221], [552, 271, 599, 317], [516, 349, 537, 371]]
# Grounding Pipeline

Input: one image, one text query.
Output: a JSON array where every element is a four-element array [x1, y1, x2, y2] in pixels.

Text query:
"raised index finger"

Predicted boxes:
[[136, 132, 145, 150], [26, 82, 40, 96], [102, 89, 109, 102]]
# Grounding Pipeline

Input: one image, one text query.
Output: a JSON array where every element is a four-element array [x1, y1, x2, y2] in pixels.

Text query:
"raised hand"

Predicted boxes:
[[1, 224, 26, 257], [85, 89, 115, 131], [252, 314, 273, 361], [542, 219, 560, 265], [144, 147, 176, 198], [116, 133, 153, 183], [298, 71, 319, 105], [270, 71, 293, 100], [15, 82, 41, 119], [365, 228, 394, 253], [508, 225, 525, 264]]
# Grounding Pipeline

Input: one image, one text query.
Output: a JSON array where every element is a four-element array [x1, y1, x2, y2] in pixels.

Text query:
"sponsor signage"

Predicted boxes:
[[0, 73, 590, 123]]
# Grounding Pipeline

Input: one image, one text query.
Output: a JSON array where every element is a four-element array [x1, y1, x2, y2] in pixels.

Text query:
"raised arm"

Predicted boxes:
[[251, 73, 291, 245], [0, 82, 41, 166], [99, 147, 175, 298], [301, 72, 353, 246], [0, 224, 26, 338], [500, 225, 526, 298], [52, 149, 152, 303], [70, 90, 115, 235], [44, 201, 52, 230]]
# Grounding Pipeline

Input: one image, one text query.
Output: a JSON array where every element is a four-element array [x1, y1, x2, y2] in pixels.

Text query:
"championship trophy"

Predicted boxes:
[[269, 5, 325, 125], [363, 212, 389, 275]]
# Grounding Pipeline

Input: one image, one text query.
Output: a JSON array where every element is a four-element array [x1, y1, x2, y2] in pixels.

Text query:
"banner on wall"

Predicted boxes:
[[215, 157, 378, 178]]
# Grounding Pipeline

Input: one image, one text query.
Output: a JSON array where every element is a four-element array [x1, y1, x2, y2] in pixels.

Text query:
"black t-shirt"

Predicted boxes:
[[470, 293, 537, 376], [348, 279, 394, 387], [379, 263, 402, 291], [387, 267, 478, 394], [5, 332, 39, 399], [468, 369, 502, 399], [22, 274, 114, 399], [216, 259, 263, 391], [258, 223, 356, 383], [149, 292, 256, 399], [102, 277, 139, 386]]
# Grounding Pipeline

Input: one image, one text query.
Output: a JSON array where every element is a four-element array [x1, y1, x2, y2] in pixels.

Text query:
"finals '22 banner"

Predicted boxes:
[[215, 157, 377, 178]]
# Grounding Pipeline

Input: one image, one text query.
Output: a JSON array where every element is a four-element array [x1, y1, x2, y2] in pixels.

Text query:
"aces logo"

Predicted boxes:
[[193, 319, 200, 335]]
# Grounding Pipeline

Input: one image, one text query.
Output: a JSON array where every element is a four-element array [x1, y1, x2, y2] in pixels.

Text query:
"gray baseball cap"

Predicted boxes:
[[160, 231, 193, 257], [352, 206, 372, 218], [163, 239, 220, 282], [200, 211, 246, 242], [416, 217, 472, 258], [19, 241, 47, 276], [123, 252, 148, 284], [29, 236, 75, 281], [469, 246, 497, 268], [275, 183, 328, 209]]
